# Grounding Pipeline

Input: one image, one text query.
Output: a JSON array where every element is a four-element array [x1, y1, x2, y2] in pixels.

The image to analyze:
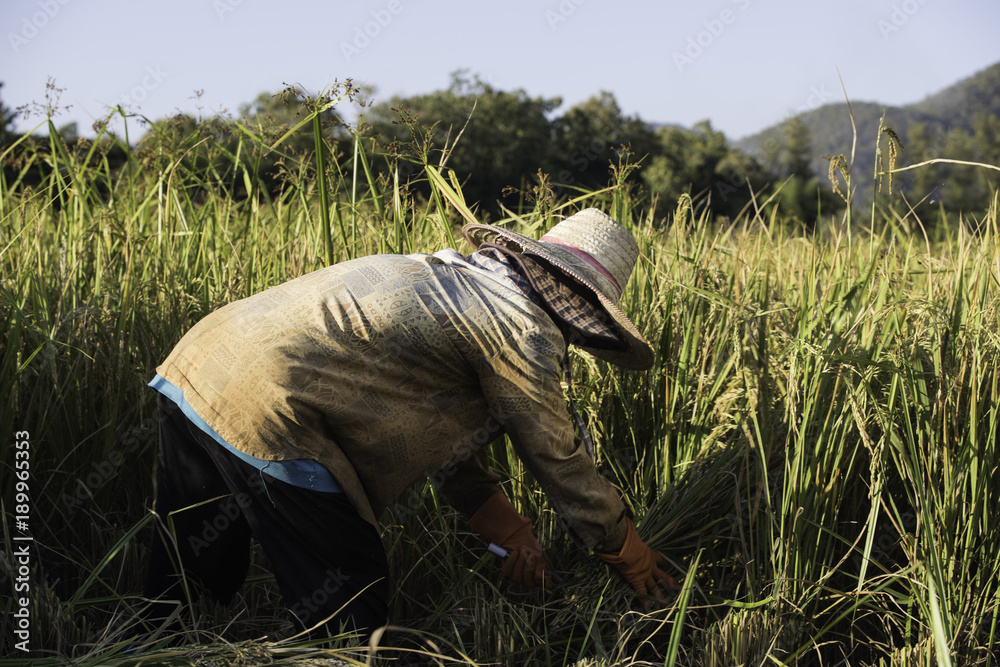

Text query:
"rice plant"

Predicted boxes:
[[1, 89, 999, 665]]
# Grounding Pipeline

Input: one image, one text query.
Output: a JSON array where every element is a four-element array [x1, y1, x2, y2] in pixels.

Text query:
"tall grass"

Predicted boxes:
[[1, 92, 999, 665]]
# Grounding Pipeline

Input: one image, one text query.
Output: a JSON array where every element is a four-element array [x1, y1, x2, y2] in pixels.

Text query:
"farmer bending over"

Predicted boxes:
[[143, 208, 678, 638]]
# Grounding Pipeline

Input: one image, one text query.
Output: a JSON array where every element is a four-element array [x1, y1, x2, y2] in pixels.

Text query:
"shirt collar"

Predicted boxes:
[[465, 248, 541, 306]]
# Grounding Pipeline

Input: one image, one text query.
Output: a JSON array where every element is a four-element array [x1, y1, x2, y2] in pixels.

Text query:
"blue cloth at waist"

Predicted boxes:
[[149, 374, 343, 493]]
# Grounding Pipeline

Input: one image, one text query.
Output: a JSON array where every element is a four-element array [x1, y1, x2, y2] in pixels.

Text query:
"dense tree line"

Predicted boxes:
[[740, 62, 1000, 221], [3, 69, 998, 225], [359, 72, 786, 222], [903, 113, 1000, 214]]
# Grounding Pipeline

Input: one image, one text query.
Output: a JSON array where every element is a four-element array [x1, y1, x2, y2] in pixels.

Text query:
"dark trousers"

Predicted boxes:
[[143, 394, 389, 639]]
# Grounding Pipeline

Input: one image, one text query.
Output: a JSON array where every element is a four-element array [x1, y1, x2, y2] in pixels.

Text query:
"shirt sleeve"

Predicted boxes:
[[479, 324, 628, 552]]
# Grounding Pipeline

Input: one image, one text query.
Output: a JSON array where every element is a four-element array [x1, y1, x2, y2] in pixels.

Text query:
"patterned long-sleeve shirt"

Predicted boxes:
[[154, 248, 628, 551]]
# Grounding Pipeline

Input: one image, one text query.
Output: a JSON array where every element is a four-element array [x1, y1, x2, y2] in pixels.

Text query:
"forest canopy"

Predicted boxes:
[[4, 65, 999, 226]]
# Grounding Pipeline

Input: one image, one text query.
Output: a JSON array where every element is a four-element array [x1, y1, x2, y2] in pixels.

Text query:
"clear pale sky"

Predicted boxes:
[[3, 0, 999, 141]]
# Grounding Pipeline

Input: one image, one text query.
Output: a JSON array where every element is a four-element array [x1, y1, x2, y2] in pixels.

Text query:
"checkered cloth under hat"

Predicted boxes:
[[489, 248, 625, 350], [462, 208, 654, 370]]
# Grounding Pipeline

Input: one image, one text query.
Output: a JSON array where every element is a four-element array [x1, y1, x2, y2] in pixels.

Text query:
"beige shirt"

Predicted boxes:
[[156, 249, 628, 551]]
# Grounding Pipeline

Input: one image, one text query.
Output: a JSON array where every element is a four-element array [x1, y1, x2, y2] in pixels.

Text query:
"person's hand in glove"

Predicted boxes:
[[596, 518, 679, 610], [467, 491, 553, 590]]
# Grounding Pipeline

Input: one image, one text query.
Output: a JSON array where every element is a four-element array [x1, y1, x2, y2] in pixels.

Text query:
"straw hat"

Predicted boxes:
[[462, 208, 654, 370]]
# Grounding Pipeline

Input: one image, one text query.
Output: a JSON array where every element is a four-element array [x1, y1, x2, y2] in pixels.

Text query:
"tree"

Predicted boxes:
[[137, 86, 351, 201], [0, 82, 17, 145], [769, 114, 840, 225], [641, 120, 762, 220], [781, 114, 814, 180], [973, 112, 1000, 202], [550, 91, 657, 194], [363, 71, 561, 215], [903, 121, 946, 208], [939, 127, 986, 213], [238, 86, 347, 152], [711, 148, 769, 219], [900, 115, 997, 219]]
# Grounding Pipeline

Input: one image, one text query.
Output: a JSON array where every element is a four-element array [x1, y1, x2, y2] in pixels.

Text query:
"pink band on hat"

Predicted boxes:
[[540, 234, 622, 296]]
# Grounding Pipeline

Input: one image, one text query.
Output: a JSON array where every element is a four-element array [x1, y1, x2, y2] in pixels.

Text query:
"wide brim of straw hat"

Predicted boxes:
[[462, 219, 654, 371]]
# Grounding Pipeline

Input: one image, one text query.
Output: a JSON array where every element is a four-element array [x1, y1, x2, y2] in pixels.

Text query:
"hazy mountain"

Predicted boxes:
[[735, 61, 1000, 202]]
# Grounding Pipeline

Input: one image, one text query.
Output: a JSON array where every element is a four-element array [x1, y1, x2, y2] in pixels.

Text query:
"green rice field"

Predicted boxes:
[[1, 95, 999, 665]]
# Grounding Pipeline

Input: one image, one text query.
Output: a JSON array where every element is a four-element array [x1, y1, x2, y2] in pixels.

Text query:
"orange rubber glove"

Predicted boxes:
[[467, 491, 553, 590], [596, 518, 678, 610]]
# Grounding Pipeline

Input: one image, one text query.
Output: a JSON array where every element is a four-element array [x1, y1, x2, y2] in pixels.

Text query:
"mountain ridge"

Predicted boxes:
[[733, 61, 1000, 201]]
